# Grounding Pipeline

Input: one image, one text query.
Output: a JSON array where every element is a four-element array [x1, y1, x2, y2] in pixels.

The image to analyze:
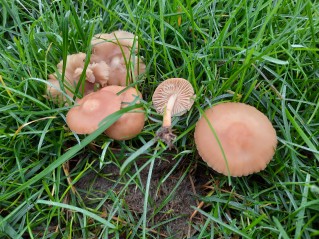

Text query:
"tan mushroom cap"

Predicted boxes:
[[92, 30, 137, 51], [66, 90, 121, 134], [90, 31, 145, 86], [88, 61, 110, 87], [107, 50, 146, 86], [194, 102, 277, 177], [47, 52, 100, 103], [101, 86, 145, 140], [91, 30, 138, 63], [152, 78, 195, 116], [56, 52, 87, 81]]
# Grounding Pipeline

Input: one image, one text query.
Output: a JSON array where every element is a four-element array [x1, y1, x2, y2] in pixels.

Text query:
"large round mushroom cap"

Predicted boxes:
[[66, 90, 121, 134], [101, 86, 145, 140], [194, 102, 277, 177], [152, 78, 195, 116]]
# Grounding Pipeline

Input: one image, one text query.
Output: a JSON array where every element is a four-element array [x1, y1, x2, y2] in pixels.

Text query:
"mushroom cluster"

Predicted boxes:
[[46, 30, 146, 140], [194, 102, 277, 177], [46, 30, 145, 104], [46, 30, 278, 177]]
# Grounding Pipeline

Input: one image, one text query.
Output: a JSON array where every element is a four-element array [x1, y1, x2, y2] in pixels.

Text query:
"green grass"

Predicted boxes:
[[1, 0, 319, 238]]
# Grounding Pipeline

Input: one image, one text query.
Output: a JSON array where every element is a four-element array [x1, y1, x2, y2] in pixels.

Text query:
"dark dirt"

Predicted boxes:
[[75, 155, 209, 238]]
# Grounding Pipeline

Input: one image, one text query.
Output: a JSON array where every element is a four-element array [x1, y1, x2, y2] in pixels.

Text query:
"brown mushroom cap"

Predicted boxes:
[[101, 86, 145, 140], [194, 102, 277, 177], [66, 90, 121, 134], [152, 78, 195, 116]]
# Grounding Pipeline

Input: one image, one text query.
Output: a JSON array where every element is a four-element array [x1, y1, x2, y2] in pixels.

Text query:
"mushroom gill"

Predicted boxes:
[[152, 78, 195, 148]]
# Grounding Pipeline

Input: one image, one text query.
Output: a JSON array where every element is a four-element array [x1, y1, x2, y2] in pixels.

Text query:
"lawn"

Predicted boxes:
[[0, 0, 319, 238]]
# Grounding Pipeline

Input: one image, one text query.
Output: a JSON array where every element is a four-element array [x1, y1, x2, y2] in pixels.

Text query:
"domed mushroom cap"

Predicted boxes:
[[152, 78, 195, 116], [107, 52, 146, 86], [101, 86, 145, 140], [91, 31, 138, 63], [92, 30, 137, 51], [194, 102, 277, 177], [66, 90, 121, 134]]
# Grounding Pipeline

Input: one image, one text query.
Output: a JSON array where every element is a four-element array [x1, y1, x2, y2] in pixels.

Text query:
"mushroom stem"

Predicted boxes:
[[162, 94, 177, 128]]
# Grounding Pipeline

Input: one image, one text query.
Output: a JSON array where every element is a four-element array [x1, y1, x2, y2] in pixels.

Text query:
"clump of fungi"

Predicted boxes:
[[46, 30, 146, 140], [194, 102, 277, 177], [46, 30, 145, 104], [152, 78, 195, 148]]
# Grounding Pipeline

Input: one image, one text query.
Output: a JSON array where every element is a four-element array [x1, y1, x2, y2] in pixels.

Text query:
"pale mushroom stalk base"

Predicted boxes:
[[156, 94, 177, 149]]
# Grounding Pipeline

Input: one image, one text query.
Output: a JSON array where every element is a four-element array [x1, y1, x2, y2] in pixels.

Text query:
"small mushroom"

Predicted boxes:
[[47, 53, 98, 103], [194, 102, 277, 177], [55, 52, 89, 82], [66, 90, 122, 134], [101, 86, 145, 140], [87, 61, 110, 87], [152, 78, 195, 147], [46, 77, 72, 103]]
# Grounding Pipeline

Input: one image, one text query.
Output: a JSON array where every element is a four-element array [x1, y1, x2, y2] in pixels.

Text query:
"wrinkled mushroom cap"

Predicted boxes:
[[152, 78, 195, 116], [47, 52, 99, 103], [90, 30, 145, 86], [56, 52, 87, 81], [101, 86, 145, 140], [194, 102, 277, 177], [88, 61, 110, 87], [66, 90, 121, 134]]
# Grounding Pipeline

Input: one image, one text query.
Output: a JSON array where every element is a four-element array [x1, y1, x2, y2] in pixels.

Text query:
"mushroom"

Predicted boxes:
[[90, 30, 146, 86], [107, 49, 146, 86], [152, 78, 195, 147], [91, 30, 138, 63], [194, 102, 277, 177], [56, 52, 87, 80], [46, 77, 72, 103], [101, 85, 145, 140], [66, 90, 122, 134], [47, 52, 99, 103], [87, 61, 110, 87]]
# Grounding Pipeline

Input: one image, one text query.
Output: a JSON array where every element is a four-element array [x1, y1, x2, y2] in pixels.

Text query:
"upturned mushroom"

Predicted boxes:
[[66, 90, 121, 134], [152, 78, 195, 147], [101, 86, 145, 140], [194, 102, 277, 177]]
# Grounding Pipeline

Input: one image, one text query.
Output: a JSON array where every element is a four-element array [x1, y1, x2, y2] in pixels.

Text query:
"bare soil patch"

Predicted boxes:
[[76, 155, 208, 238]]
